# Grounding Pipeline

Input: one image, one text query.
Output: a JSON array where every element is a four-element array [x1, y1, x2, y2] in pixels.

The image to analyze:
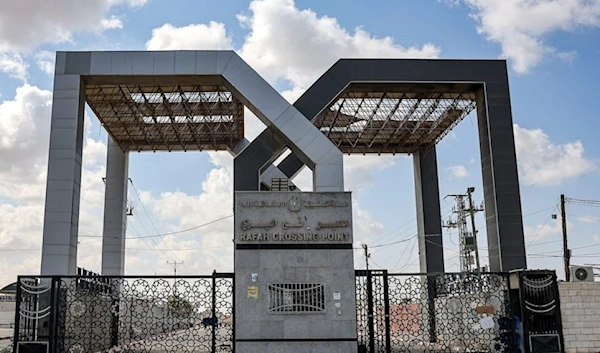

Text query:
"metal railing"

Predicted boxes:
[[13, 273, 234, 353], [356, 270, 518, 353]]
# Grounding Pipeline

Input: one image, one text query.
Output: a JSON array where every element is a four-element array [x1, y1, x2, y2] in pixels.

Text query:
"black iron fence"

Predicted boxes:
[[356, 270, 519, 353], [13, 273, 234, 353], [11, 269, 564, 353]]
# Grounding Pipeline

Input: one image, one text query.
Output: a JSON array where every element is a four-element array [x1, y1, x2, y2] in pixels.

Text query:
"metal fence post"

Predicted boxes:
[[212, 272, 217, 353], [426, 275, 437, 344], [366, 270, 375, 353], [110, 292, 119, 347], [552, 272, 566, 353], [231, 273, 235, 353], [12, 278, 23, 353], [382, 271, 391, 353], [49, 278, 58, 353]]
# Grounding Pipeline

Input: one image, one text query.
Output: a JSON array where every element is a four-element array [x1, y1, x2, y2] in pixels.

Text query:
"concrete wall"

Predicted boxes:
[[559, 282, 600, 353], [0, 301, 15, 328]]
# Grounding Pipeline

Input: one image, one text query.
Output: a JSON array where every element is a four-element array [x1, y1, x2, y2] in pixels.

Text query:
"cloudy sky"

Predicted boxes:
[[1, 0, 599, 286]]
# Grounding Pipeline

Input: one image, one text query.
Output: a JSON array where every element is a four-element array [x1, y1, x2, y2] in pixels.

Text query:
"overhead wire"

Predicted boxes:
[[568, 214, 600, 222], [78, 215, 234, 240], [370, 199, 453, 246], [127, 219, 171, 261], [127, 179, 181, 262], [391, 238, 416, 272], [566, 197, 600, 205], [526, 203, 559, 249], [130, 210, 175, 261], [369, 257, 385, 269]]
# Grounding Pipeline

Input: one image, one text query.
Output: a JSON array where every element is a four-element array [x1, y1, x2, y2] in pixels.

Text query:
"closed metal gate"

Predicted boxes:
[[518, 270, 564, 353], [13, 273, 234, 353], [356, 270, 519, 353]]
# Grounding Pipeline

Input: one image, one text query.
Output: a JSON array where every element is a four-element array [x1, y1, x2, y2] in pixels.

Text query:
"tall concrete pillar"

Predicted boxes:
[[413, 146, 444, 343], [101, 137, 129, 276], [40, 74, 86, 276], [413, 146, 444, 274], [476, 84, 527, 272]]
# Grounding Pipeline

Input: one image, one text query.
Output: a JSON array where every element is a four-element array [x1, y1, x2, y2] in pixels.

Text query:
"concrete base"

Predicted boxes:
[[235, 249, 357, 352]]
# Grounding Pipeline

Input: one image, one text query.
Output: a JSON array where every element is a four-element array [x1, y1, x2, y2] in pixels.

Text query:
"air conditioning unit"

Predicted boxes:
[[570, 265, 594, 282]]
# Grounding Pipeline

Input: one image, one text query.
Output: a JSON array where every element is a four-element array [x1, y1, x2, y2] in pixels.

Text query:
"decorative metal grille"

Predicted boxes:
[[13, 274, 234, 353], [268, 283, 325, 314], [356, 271, 518, 353]]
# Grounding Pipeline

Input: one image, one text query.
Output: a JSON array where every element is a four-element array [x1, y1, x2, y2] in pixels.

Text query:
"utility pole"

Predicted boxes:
[[167, 261, 184, 277], [168, 261, 184, 296], [443, 187, 484, 272], [466, 187, 484, 273], [561, 194, 570, 281], [443, 194, 470, 272], [362, 244, 370, 271]]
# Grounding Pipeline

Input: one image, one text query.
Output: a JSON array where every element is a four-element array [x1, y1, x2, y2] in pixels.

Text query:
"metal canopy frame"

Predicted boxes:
[[86, 83, 244, 152], [313, 85, 476, 154]]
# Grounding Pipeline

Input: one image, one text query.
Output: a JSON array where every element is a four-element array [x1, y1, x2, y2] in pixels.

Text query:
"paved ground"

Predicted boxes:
[[98, 325, 233, 353], [0, 328, 13, 350], [142, 326, 233, 352]]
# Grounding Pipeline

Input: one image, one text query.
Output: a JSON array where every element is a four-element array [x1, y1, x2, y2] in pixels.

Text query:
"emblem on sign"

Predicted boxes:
[[288, 196, 301, 212]]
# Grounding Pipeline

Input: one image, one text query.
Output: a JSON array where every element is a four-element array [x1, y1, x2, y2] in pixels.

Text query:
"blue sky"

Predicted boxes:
[[0, 0, 599, 285]]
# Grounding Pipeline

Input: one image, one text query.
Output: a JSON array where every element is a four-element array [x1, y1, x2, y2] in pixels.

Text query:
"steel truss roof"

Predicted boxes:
[[86, 84, 244, 152], [313, 86, 476, 154]]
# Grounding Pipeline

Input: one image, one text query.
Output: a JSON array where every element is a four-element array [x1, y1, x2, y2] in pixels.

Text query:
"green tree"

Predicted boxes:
[[167, 294, 193, 315]]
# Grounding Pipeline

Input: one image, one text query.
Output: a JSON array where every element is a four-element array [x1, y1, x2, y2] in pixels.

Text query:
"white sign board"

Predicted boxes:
[[235, 192, 353, 245]]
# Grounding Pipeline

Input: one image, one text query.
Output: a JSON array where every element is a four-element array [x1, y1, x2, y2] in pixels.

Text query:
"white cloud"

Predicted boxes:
[[34, 51, 55, 75], [0, 84, 109, 286], [556, 50, 578, 64], [451, 0, 600, 73], [100, 16, 124, 30], [514, 124, 596, 186], [237, 0, 440, 91], [344, 155, 398, 191], [0, 0, 147, 52], [0, 0, 148, 83], [0, 84, 52, 192], [576, 215, 599, 223], [524, 219, 561, 242], [0, 52, 28, 81], [524, 215, 574, 246], [145, 22, 233, 50], [145, 0, 440, 91], [447, 165, 469, 179], [114, 0, 149, 7]]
